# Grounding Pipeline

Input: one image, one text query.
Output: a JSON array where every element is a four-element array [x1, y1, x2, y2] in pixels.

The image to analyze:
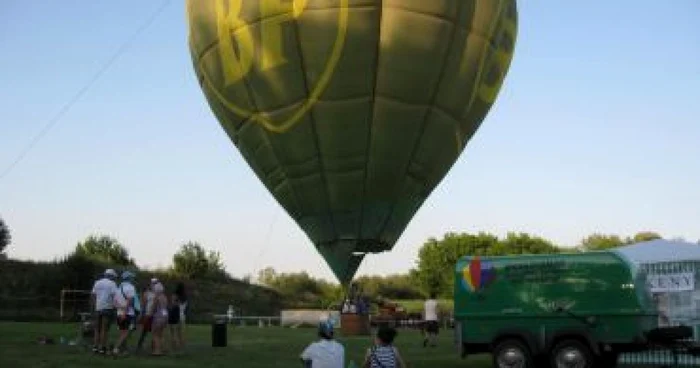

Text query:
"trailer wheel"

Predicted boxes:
[[493, 338, 534, 368], [549, 339, 594, 368]]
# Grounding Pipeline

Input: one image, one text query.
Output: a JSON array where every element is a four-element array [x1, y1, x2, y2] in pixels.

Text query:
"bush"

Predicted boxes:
[[0, 257, 283, 323]]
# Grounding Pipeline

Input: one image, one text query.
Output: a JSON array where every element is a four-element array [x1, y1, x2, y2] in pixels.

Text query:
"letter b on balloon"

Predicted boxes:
[[192, 0, 350, 133], [216, 0, 309, 86]]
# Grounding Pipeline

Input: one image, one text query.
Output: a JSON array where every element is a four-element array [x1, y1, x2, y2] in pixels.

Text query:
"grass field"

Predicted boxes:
[[0, 322, 492, 367], [390, 299, 453, 314]]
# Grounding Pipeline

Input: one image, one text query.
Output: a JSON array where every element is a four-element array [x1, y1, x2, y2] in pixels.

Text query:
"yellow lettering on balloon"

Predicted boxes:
[[260, 0, 308, 70], [459, 0, 517, 115], [216, 0, 308, 86], [216, 0, 255, 86], [198, 0, 349, 133], [478, 13, 517, 104]]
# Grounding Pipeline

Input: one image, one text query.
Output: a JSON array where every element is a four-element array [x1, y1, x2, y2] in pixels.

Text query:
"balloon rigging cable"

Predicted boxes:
[[251, 207, 280, 277], [0, 0, 173, 182]]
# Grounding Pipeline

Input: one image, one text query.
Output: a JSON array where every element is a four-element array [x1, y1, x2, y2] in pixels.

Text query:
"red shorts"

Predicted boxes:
[[141, 315, 153, 332]]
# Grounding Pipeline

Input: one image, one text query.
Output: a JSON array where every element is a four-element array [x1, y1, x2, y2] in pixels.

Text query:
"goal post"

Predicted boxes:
[[59, 289, 92, 322]]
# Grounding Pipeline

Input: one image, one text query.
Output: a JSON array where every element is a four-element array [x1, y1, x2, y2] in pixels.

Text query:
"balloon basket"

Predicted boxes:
[[340, 314, 370, 336]]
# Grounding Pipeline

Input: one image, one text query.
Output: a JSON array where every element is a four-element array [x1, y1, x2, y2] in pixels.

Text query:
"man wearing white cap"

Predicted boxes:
[[91, 269, 118, 354]]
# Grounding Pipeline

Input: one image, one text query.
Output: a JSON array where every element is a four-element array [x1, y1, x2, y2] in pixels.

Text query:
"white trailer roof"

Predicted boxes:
[[613, 239, 700, 265]]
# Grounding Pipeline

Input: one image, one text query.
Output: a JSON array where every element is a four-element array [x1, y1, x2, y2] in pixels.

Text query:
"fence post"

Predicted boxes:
[[59, 289, 64, 322]]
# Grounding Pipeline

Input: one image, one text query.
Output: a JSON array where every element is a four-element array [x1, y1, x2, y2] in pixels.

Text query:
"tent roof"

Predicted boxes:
[[613, 239, 700, 265]]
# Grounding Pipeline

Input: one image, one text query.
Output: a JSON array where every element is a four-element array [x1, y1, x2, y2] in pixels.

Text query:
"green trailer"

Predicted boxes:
[[453, 251, 700, 367]]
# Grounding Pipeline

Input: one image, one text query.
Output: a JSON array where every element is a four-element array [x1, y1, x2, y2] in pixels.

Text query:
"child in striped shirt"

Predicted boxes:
[[362, 326, 406, 368]]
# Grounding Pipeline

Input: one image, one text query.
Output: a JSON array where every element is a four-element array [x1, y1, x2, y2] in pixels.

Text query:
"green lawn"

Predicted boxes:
[[0, 321, 491, 367], [390, 299, 453, 314]]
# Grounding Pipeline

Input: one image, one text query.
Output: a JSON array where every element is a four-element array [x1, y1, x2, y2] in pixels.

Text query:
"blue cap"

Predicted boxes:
[[319, 319, 334, 337]]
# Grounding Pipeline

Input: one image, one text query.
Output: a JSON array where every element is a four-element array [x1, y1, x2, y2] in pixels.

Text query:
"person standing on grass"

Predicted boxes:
[[422, 292, 440, 347], [113, 270, 137, 355], [363, 326, 406, 368], [168, 281, 188, 350], [90, 269, 118, 355], [150, 281, 169, 356], [136, 278, 158, 352], [300, 319, 345, 368]]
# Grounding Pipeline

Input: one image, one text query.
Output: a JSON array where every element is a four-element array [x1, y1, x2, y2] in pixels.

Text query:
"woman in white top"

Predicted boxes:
[[136, 278, 158, 351]]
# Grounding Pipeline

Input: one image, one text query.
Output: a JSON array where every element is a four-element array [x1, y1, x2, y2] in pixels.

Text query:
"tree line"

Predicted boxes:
[[0, 214, 696, 313], [70, 235, 227, 281], [256, 230, 680, 306]]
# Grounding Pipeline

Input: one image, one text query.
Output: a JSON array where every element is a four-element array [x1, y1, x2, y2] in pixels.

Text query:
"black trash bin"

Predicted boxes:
[[212, 319, 227, 347]]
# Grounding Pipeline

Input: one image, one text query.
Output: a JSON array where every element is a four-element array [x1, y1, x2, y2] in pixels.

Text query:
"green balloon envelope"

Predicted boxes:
[[187, 0, 518, 284]]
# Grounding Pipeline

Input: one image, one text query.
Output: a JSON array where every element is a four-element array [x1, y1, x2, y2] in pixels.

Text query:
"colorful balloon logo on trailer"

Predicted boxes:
[[186, 0, 518, 284], [461, 256, 497, 292]]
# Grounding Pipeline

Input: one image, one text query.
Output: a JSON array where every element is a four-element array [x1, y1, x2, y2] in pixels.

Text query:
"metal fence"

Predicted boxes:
[[619, 260, 700, 367]]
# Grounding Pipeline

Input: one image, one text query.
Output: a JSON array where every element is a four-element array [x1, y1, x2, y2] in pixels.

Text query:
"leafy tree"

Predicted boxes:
[[412, 232, 500, 297], [0, 216, 10, 254], [578, 232, 663, 251], [354, 274, 423, 300], [412, 232, 562, 298], [257, 267, 341, 308], [578, 233, 625, 251], [172, 241, 226, 279], [257, 266, 278, 286], [498, 232, 561, 255], [74, 235, 134, 266], [629, 231, 662, 243]]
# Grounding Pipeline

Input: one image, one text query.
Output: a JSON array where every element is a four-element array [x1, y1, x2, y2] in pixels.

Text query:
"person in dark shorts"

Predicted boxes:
[[91, 269, 118, 355], [422, 292, 440, 347], [168, 282, 187, 350]]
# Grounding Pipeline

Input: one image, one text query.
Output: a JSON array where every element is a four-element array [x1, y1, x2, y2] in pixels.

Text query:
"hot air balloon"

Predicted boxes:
[[186, 0, 518, 285]]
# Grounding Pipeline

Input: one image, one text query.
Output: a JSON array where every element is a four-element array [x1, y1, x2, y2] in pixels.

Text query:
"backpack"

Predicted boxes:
[[120, 284, 140, 316]]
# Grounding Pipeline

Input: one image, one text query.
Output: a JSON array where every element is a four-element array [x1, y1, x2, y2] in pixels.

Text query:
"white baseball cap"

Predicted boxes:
[[153, 282, 164, 293], [104, 269, 117, 278]]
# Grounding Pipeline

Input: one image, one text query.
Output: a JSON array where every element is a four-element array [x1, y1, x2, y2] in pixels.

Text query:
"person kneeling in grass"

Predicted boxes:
[[300, 320, 345, 368]]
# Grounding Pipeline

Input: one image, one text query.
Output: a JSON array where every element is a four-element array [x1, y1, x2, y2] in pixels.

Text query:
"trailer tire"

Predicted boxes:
[[549, 339, 594, 368], [492, 338, 534, 368]]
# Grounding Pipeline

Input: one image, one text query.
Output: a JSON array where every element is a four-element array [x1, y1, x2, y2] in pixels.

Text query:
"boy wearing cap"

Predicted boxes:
[[300, 320, 345, 368], [91, 269, 118, 354]]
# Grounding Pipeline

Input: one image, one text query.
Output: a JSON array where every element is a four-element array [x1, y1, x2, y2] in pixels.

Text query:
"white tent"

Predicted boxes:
[[614, 240, 700, 365], [613, 239, 700, 265]]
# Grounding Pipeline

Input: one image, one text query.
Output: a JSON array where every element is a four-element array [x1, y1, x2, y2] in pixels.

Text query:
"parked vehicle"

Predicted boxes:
[[453, 251, 700, 367]]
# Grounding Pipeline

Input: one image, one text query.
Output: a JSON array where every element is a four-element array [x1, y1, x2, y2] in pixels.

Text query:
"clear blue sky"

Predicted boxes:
[[1, 1, 699, 282]]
